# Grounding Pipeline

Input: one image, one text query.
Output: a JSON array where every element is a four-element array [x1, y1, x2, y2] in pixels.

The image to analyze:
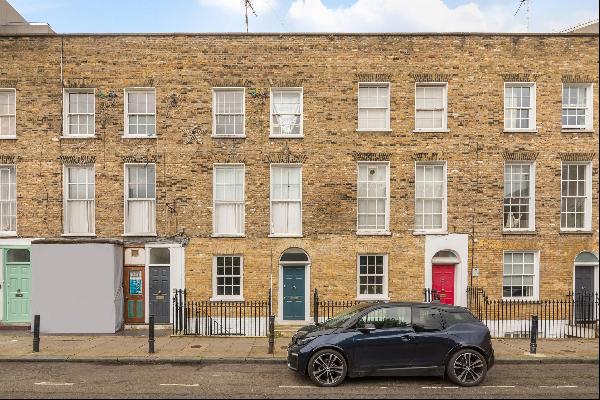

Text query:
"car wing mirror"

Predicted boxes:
[[357, 323, 376, 333]]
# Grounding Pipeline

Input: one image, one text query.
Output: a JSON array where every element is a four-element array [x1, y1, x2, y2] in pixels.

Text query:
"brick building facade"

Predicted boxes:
[[0, 33, 598, 325]]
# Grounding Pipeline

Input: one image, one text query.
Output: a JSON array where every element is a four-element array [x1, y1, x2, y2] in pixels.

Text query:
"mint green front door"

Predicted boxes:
[[3, 248, 31, 323]]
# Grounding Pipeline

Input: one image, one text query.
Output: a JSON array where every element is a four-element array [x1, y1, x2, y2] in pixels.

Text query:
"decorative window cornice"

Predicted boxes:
[[356, 73, 392, 82], [0, 155, 21, 164], [409, 73, 452, 82], [501, 73, 538, 82], [503, 151, 539, 161], [352, 152, 391, 162], [412, 152, 443, 161], [211, 79, 251, 88], [559, 152, 596, 162], [0, 80, 18, 88], [267, 78, 305, 87], [122, 154, 161, 164], [264, 143, 306, 163], [561, 74, 595, 84], [59, 155, 96, 165]]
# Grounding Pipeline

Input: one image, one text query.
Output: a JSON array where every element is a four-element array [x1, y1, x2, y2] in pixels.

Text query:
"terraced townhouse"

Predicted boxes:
[[0, 9, 598, 331]]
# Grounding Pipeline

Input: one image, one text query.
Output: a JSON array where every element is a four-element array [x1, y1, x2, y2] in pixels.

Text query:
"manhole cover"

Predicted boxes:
[[190, 345, 202, 349]]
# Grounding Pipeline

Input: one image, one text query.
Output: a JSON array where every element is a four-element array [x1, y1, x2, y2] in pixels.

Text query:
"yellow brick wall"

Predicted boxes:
[[0, 34, 598, 305]]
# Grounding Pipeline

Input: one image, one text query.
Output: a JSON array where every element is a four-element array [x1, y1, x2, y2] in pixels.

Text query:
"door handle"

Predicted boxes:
[[399, 335, 413, 342]]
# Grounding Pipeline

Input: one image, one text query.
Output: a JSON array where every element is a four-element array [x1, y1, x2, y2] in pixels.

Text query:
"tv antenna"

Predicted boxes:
[[244, 0, 258, 33], [514, 0, 531, 32]]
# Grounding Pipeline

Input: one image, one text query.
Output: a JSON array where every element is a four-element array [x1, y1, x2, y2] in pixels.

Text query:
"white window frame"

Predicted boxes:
[[504, 82, 536, 133], [269, 87, 303, 138], [356, 162, 390, 235], [503, 161, 536, 232], [414, 82, 448, 132], [62, 88, 95, 138], [560, 161, 593, 232], [212, 87, 246, 138], [502, 251, 540, 301], [356, 254, 389, 301], [123, 88, 156, 138], [561, 83, 594, 131], [357, 82, 391, 132], [211, 255, 244, 302], [212, 164, 245, 237], [0, 88, 16, 139], [123, 163, 157, 236], [0, 164, 17, 236], [414, 161, 448, 234], [62, 164, 95, 236], [269, 163, 303, 237]]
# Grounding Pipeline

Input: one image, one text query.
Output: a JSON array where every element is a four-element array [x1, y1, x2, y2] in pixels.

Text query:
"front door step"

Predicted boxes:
[[0, 322, 31, 331], [275, 324, 307, 338]]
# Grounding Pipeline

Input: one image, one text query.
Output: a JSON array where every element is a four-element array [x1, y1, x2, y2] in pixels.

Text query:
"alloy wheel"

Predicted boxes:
[[311, 352, 345, 386], [452, 351, 485, 384]]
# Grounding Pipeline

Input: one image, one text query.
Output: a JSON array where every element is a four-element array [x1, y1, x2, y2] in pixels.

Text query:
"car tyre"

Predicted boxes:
[[307, 349, 348, 387], [447, 348, 487, 387]]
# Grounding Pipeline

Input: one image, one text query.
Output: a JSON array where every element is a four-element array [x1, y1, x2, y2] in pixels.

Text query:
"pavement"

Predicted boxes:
[[0, 330, 598, 364]]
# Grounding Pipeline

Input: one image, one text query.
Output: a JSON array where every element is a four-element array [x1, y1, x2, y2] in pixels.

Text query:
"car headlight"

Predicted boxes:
[[296, 336, 316, 346]]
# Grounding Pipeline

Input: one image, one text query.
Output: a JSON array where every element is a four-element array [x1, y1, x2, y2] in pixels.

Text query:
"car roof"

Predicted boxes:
[[364, 302, 469, 311]]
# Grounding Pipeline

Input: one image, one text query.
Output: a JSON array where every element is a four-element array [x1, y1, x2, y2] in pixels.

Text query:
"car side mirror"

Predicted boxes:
[[358, 323, 376, 333]]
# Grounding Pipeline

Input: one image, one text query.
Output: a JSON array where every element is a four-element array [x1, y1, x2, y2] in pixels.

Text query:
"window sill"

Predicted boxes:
[[560, 230, 594, 235], [356, 231, 392, 236], [356, 296, 390, 302], [502, 297, 539, 302], [503, 129, 538, 134], [61, 135, 96, 139], [269, 234, 303, 238], [122, 233, 158, 237], [413, 129, 449, 133], [211, 135, 246, 139], [413, 230, 448, 236], [356, 129, 392, 133], [61, 233, 96, 237], [122, 135, 157, 139], [0, 136, 17, 140], [0, 232, 18, 237], [211, 234, 246, 238], [210, 296, 245, 302], [269, 135, 304, 139], [561, 128, 594, 133], [502, 230, 536, 235]]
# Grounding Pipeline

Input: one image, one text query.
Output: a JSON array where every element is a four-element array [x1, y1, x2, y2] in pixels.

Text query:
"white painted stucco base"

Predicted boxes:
[[30, 242, 124, 334], [424, 234, 469, 307]]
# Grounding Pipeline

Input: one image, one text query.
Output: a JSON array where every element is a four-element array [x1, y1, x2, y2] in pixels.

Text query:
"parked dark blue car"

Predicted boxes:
[[287, 302, 494, 387]]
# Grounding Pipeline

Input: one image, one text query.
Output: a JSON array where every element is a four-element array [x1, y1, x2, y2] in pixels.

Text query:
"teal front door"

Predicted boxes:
[[283, 266, 305, 321], [3, 248, 31, 323]]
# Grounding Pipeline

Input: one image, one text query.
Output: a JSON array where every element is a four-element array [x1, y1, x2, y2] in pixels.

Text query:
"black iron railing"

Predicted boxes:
[[172, 289, 270, 337], [467, 286, 599, 339], [312, 288, 442, 324]]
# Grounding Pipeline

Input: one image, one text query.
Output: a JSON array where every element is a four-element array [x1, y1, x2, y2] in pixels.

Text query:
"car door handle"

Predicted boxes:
[[399, 335, 413, 342]]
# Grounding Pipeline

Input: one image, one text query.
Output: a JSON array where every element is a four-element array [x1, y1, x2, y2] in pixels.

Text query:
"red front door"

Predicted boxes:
[[432, 264, 455, 305]]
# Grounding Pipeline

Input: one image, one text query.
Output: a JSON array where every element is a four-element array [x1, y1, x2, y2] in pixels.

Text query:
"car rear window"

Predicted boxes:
[[443, 311, 479, 327]]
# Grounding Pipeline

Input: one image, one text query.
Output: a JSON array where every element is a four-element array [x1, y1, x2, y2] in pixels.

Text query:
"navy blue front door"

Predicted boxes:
[[283, 267, 305, 320]]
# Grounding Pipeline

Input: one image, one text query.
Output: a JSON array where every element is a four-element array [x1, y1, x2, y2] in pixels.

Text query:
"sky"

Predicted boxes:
[[9, 0, 600, 33]]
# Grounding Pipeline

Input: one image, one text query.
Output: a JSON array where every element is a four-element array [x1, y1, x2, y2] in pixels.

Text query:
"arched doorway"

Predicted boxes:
[[431, 250, 460, 305], [573, 252, 598, 322], [574, 252, 598, 293], [279, 248, 310, 322]]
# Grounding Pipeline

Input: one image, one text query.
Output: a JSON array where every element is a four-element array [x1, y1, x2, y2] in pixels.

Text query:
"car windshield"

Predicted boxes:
[[320, 303, 372, 329]]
